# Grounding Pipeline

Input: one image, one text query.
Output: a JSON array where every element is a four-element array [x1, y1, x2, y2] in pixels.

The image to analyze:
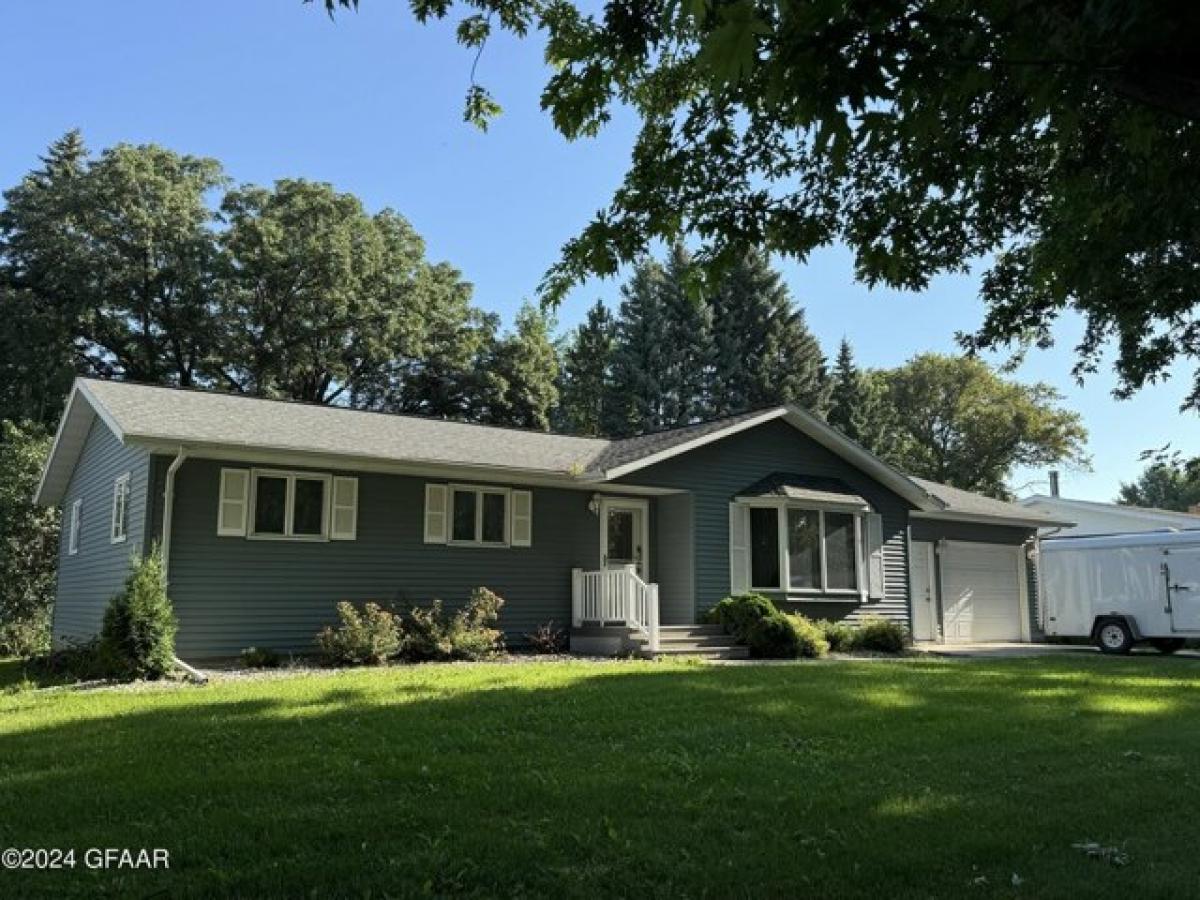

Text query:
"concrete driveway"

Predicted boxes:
[[914, 641, 1199, 659], [914, 642, 1095, 659]]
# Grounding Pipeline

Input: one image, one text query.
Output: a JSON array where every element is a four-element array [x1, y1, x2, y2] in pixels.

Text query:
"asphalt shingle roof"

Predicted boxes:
[[737, 473, 869, 507], [910, 476, 1062, 525], [83, 379, 610, 475], [67, 380, 1061, 526]]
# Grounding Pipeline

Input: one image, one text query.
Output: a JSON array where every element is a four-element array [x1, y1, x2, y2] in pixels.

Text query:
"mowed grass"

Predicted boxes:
[[3, 656, 1200, 898]]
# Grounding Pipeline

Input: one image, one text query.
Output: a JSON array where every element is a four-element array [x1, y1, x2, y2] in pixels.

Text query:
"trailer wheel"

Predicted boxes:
[[1095, 619, 1134, 655], [1151, 638, 1185, 655]]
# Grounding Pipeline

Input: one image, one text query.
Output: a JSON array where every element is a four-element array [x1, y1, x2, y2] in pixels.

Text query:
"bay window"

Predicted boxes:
[[749, 507, 780, 588], [750, 505, 864, 595]]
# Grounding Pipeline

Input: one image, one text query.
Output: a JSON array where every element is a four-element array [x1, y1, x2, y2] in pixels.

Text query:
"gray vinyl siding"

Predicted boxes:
[[155, 458, 606, 658], [617, 419, 914, 627], [52, 418, 151, 645], [655, 493, 694, 625]]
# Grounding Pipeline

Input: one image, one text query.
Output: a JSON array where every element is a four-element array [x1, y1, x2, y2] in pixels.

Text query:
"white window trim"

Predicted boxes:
[[110, 472, 131, 544], [68, 498, 82, 556], [247, 468, 332, 542], [745, 500, 868, 600], [447, 484, 511, 547]]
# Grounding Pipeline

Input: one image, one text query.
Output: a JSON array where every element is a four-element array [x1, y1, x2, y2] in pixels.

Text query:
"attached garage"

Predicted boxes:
[[908, 476, 1066, 644], [939, 542, 1028, 642]]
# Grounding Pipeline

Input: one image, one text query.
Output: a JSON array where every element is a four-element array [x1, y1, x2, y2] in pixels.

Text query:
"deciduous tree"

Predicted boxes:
[[872, 354, 1088, 498], [323, 0, 1200, 410], [0, 421, 59, 655], [1118, 455, 1200, 512], [480, 303, 560, 430]]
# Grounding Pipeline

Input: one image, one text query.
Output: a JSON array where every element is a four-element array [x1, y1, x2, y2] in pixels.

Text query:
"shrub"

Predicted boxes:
[[316, 601, 401, 666], [709, 593, 778, 641], [400, 599, 455, 661], [745, 612, 829, 659], [790, 614, 831, 659], [851, 615, 910, 654], [399, 587, 507, 662], [0, 612, 51, 659], [525, 620, 567, 654], [99, 551, 177, 680], [28, 637, 109, 682], [240, 646, 282, 669], [817, 619, 856, 653], [746, 612, 799, 658]]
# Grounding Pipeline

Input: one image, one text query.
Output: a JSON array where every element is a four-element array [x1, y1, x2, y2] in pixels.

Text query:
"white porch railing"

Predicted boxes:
[[572, 565, 660, 651]]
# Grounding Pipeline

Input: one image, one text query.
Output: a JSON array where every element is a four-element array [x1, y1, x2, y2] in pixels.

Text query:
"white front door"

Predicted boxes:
[[910, 541, 939, 641], [600, 498, 649, 579]]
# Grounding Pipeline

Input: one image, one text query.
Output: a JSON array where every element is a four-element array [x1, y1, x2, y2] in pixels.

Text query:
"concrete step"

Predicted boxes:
[[659, 624, 725, 636], [655, 634, 743, 648]]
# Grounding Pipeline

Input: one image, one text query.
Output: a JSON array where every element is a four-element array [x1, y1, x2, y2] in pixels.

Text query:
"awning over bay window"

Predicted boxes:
[[734, 473, 871, 513]]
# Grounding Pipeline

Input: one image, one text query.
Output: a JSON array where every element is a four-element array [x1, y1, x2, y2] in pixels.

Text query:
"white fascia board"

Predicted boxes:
[[34, 382, 120, 506], [75, 380, 126, 443]]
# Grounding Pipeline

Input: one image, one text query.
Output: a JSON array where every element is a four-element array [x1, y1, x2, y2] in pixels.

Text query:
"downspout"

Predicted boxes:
[[161, 446, 206, 684], [161, 445, 188, 581]]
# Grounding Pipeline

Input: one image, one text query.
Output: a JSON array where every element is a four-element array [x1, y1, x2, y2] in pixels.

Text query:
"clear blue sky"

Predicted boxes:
[[4, 0, 1196, 501]]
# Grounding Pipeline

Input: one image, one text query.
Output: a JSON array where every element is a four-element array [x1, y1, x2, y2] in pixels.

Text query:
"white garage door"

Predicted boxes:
[[940, 542, 1025, 642]]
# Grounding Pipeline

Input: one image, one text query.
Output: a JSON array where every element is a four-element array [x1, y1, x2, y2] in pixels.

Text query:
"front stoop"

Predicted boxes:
[[633, 624, 750, 660]]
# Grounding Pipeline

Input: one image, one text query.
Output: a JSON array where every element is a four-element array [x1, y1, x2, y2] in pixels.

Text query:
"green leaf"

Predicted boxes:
[[696, 1, 770, 86]]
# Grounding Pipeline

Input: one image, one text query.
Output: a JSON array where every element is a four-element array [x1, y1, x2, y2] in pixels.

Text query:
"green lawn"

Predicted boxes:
[[2, 656, 1199, 898]]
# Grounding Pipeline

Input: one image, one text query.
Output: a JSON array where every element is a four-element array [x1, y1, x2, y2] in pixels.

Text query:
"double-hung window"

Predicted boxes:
[[111, 473, 130, 544], [750, 505, 863, 595], [249, 470, 331, 540], [450, 486, 509, 546]]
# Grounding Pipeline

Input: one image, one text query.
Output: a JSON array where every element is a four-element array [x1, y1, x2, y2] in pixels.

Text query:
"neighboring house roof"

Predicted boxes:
[[1018, 494, 1200, 537], [35, 379, 1063, 530], [910, 477, 1072, 529], [735, 473, 869, 510]]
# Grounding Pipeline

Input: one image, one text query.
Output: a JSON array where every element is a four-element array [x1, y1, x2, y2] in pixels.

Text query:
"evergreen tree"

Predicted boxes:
[[481, 303, 560, 430], [708, 250, 828, 417], [557, 300, 615, 436], [825, 339, 901, 456], [604, 260, 669, 437], [0, 130, 91, 426], [827, 339, 868, 440], [658, 244, 714, 426]]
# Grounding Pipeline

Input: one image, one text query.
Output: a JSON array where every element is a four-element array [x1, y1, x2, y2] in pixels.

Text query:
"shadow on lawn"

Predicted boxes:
[[2, 657, 1198, 898]]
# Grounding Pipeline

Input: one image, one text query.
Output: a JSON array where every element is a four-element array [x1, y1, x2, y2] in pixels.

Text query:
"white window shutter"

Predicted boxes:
[[218, 469, 250, 537], [729, 504, 750, 594], [424, 483, 448, 543], [510, 490, 532, 547], [867, 512, 885, 599], [330, 476, 359, 541]]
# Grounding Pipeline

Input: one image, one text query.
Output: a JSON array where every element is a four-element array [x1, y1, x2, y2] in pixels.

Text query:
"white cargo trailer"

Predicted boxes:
[[1038, 530, 1200, 654]]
